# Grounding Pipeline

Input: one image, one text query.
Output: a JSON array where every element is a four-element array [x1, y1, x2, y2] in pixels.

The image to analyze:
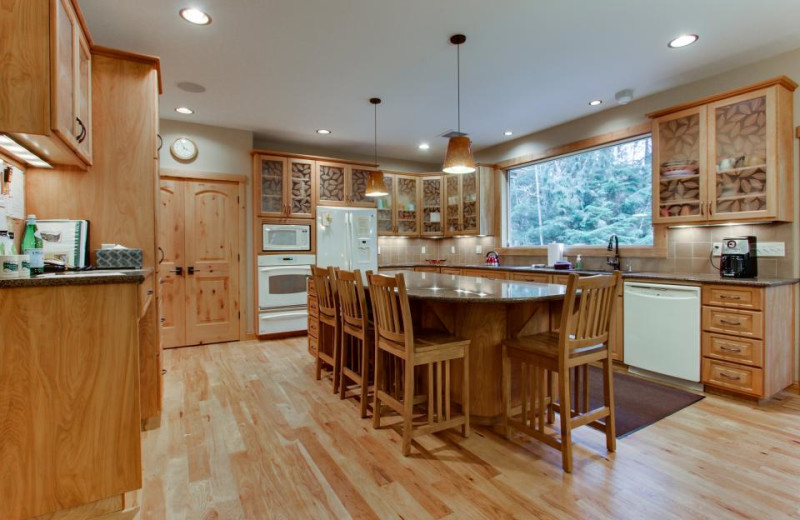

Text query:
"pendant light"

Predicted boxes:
[[365, 97, 388, 197], [442, 34, 476, 175]]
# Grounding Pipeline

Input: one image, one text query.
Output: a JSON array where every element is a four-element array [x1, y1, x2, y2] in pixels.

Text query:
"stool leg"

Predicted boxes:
[[372, 348, 383, 429], [339, 330, 348, 400], [603, 357, 617, 452], [332, 321, 341, 394], [402, 359, 415, 456], [501, 345, 511, 439], [546, 370, 555, 424], [360, 336, 370, 419], [462, 347, 470, 438], [558, 368, 573, 473]]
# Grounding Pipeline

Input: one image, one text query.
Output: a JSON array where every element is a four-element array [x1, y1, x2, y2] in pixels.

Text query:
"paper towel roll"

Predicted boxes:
[[547, 243, 564, 266]]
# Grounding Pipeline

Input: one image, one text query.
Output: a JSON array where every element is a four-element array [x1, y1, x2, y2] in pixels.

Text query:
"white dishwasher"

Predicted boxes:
[[623, 282, 701, 382]]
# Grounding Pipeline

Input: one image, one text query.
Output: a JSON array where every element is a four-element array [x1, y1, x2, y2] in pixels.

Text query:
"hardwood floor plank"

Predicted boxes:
[[139, 338, 800, 520]]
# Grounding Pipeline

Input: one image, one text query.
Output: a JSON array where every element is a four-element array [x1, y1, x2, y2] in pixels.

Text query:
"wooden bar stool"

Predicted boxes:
[[367, 271, 470, 456], [502, 272, 621, 472], [312, 265, 341, 393], [335, 269, 373, 417]]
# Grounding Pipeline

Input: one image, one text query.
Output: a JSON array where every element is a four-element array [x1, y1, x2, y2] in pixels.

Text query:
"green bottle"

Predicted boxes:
[[22, 214, 44, 275]]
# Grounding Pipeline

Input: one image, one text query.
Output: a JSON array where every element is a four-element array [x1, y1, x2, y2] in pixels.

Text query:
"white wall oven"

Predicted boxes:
[[258, 254, 314, 335], [262, 223, 311, 252]]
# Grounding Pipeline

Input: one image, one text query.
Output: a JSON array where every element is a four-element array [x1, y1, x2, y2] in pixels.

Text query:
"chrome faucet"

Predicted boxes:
[[607, 234, 620, 271]]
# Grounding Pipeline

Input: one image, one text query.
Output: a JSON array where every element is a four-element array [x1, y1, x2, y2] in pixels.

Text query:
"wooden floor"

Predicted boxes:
[[140, 338, 800, 520]]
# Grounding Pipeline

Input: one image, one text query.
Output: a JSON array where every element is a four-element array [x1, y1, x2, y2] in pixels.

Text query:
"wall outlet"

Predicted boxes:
[[450, 246, 456, 254], [711, 243, 722, 257], [756, 242, 785, 257], [377, 246, 381, 255], [421, 246, 427, 254], [475, 245, 483, 254]]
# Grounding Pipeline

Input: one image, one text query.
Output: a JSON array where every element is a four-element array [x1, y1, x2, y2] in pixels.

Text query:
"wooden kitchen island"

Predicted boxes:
[[379, 270, 568, 423]]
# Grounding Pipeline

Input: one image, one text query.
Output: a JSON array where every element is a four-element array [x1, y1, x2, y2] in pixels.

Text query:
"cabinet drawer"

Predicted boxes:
[[702, 307, 762, 338], [550, 274, 571, 285], [308, 295, 318, 316], [308, 315, 319, 338], [702, 285, 762, 310], [462, 268, 508, 280], [702, 332, 763, 367], [414, 266, 440, 273], [702, 358, 763, 396], [510, 272, 551, 283], [440, 268, 462, 275], [308, 334, 318, 357]]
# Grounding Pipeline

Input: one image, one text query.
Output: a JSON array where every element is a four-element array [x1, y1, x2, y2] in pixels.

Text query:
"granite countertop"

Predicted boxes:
[[0, 268, 153, 289], [379, 263, 799, 287], [378, 269, 567, 303]]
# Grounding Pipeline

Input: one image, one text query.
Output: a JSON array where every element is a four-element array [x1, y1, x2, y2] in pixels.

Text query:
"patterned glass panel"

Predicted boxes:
[[657, 113, 702, 219], [261, 159, 284, 214], [289, 161, 312, 215], [318, 165, 346, 203], [422, 177, 442, 234]]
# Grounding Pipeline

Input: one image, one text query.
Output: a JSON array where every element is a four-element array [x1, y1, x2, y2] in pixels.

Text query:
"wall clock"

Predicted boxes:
[[170, 136, 198, 161]]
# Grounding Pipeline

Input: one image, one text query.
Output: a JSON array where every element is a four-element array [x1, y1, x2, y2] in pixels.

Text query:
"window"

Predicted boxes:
[[507, 136, 653, 247]]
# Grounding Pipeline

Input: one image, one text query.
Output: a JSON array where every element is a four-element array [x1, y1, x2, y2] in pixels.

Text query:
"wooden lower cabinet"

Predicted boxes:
[[462, 268, 508, 280], [440, 267, 462, 275], [0, 282, 143, 520], [701, 283, 794, 399], [413, 266, 440, 273]]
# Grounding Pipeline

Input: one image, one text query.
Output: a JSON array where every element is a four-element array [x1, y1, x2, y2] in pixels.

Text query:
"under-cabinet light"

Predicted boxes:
[[0, 135, 52, 168]]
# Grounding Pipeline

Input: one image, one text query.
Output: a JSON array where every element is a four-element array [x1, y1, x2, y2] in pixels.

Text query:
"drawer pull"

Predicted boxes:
[[719, 295, 742, 300], [719, 319, 742, 326], [719, 372, 741, 381], [719, 345, 742, 353]]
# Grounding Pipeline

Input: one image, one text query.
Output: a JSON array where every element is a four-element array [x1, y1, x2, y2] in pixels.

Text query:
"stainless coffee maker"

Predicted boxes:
[[720, 236, 757, 278]]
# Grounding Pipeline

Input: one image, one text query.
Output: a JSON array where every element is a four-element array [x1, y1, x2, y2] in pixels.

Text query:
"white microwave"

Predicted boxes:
[[262, 224, 312, 251]]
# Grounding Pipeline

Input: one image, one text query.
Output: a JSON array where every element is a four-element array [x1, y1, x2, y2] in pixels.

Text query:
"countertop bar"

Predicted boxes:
[[378, 270, 567, 303], [379, 264, 799, 287], [0, 268, 152, 289]]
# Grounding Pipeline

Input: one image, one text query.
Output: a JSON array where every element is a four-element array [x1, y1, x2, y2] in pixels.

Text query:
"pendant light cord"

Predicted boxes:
[[456, 43, 461, 134], [374, 103, 378, 165]]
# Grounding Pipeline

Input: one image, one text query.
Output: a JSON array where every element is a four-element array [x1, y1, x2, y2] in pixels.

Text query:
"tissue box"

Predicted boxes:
[[95, 248, 143, 269]]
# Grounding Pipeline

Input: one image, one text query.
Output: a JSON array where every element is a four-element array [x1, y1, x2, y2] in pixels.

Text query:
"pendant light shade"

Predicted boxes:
[[365, 97, 388, 197], [442, 34, 476, 175]]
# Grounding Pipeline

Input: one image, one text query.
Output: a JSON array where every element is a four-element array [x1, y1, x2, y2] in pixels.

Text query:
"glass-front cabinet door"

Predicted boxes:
[[444, 174, 461, 235], [461, 170, 479, 234], [316, 161, 347, 206], [287, 158, 314, 218], [348, 167, 378, 207], [258, 155, 287, 217], [395, 175, 420, 236], [376, 174, 395, 236], [707, 89, 772, 221], [421, 176, 444, 236], [652, 107, 706, 224]]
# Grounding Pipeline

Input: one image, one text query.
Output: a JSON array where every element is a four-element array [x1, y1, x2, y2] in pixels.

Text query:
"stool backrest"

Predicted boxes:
[[312, 265, 338, 319], [336, 269, 369, 332], [367, 272, 413, 354], [559, 272, 621, 353]]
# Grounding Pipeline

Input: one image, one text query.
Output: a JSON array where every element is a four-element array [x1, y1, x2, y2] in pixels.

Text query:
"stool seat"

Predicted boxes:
[[504, 332, 606, 360]]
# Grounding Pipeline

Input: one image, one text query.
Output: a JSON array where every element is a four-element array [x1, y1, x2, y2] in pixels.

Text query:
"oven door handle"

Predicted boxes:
[[259, 266, 311, 273]]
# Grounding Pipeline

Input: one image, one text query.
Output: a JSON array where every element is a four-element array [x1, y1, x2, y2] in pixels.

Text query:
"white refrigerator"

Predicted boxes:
[[316, 207, 378, 274]]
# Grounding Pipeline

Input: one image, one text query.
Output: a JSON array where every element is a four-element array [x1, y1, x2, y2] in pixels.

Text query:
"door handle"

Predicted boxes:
[[76, 117, 86, 143], [188, 266, 195, 275], [158, 246, 166, 264], [171, 266, 183, 275]]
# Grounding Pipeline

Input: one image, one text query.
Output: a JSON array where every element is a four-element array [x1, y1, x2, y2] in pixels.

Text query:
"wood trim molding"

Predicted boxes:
[[91, 46, 163, 95], [647, 76, 798, 119], [160, 168, 247, 184], [70, 0, 94, 47], [250, 149, 377, 168], [495, 122, 652, 170], [796, 126, 800, 138]]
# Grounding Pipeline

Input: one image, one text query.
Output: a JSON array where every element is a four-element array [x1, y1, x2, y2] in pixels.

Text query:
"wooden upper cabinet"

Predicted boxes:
[[650, 78, 795, 225], [395, 175, 420, 236], [421, 176, 444, 236], [0, 0, 93, 168], [444, 166, 494, 236], [255, 155, 315, 219], [316, 162, 376, 208], [376, 173, 396, 236]]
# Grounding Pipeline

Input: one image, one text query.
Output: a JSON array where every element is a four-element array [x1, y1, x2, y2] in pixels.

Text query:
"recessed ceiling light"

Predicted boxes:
[[179, 8, 211, 25], [589, 100, 603, 106], [418, 143, 430, 150], [175, 106, 194, 115], [504, 131, 513, 136], [668, 34, 699, 48], [316, 129, 332, 135]]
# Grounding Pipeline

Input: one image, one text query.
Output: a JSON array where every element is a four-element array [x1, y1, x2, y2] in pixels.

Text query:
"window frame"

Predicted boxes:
[[497, 124, 667, 258]]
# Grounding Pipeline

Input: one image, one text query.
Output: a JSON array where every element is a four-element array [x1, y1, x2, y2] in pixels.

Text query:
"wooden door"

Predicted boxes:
[[395, 175, 420, 236], [53, 0, 80, 149], [421, 176, 444, 236], [159, 178, 240, 348], [444, 174, 461, 236], [158, 179, 187, 348], [376, 173, 396, 236], [348, 167, 378, 207], [287, 158, 315, 218], [316, 161, 347, 206], [75, 30, 92, 162], [184, 181, 241, 346]]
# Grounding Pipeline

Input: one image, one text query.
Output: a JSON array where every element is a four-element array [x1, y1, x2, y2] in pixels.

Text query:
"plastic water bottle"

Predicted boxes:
[[22, 214, 44, 275]]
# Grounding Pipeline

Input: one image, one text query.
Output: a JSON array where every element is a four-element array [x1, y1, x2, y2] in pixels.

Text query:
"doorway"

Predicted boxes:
[[158, 176, 243, 348]]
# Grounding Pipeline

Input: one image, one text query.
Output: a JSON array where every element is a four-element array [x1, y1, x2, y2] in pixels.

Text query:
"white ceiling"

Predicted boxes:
[[78, 0, 800, 164]]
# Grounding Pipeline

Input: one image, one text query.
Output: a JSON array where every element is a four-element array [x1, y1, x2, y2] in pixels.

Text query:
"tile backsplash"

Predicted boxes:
[[378, 222, 795, 278]]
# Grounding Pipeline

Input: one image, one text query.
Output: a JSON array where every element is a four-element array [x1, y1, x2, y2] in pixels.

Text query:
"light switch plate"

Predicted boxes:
[[450, 246, 456, 254], [711, 243, 722, 257], [377, 246, 381, 255], [421, 246, 427, 254], [475, 245, 483, 254]]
